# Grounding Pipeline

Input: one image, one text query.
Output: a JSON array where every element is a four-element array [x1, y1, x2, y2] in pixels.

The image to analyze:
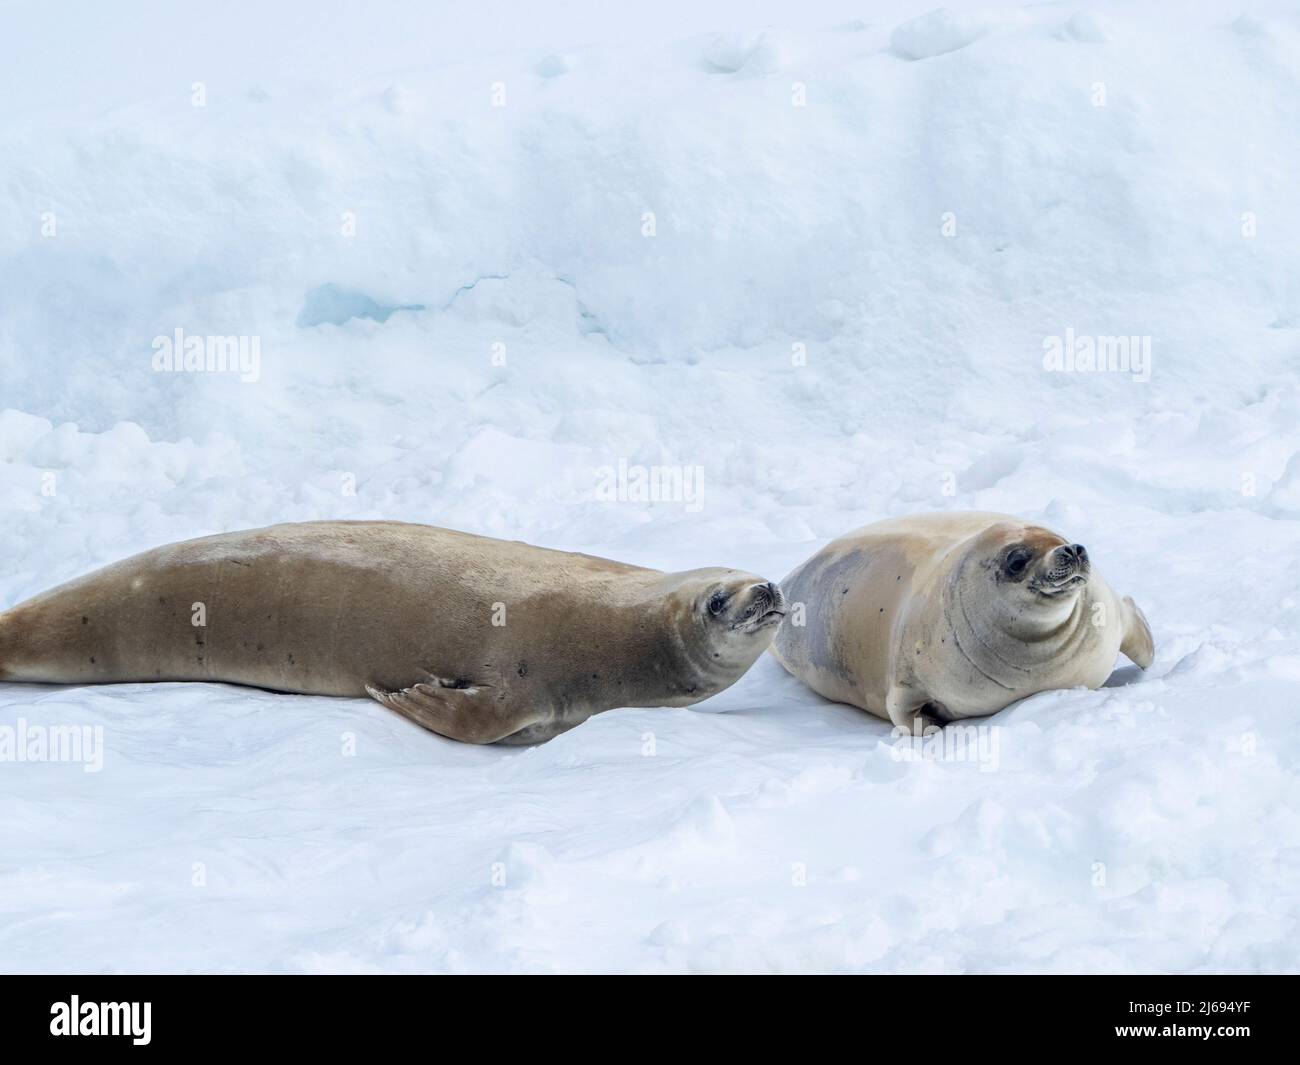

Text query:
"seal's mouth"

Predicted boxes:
[[1034, 572, 1088, 597], [746, 606, 786, 629]]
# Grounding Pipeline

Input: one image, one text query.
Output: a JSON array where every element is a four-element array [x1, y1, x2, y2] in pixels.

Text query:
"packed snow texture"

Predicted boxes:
[[2, 0, 1299, 972]]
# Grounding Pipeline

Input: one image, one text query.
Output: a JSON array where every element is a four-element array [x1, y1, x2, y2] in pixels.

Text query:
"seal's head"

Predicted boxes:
[[662, 568, 786, 684], [935, 520, 1104, 692], [698, 572, 787, 639], [967, 522, 1091, 617]]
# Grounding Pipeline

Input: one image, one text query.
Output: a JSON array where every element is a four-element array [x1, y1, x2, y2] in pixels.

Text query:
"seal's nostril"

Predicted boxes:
[[1072, 544, 1087, 559]]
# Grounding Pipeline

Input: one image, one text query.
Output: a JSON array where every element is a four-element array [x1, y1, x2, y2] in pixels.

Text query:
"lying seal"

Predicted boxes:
[[772, 512, 1153, 727], [0, 521, 785, 744]]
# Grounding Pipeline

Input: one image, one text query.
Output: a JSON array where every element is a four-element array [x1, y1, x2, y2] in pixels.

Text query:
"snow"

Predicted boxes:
[[2, 0, 1299, 972], [890, 8, 1000, 59]]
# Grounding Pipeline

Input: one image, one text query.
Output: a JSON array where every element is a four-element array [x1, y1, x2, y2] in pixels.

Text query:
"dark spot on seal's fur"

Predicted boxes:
[[517, 662, 528, 676], [89, 657, 95, 664], [81, 616, 88, 624]]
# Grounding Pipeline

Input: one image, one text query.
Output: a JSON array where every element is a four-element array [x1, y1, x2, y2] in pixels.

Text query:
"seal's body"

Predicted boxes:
[[0, 521, 784, 744], [772, 512, 1153, 727]]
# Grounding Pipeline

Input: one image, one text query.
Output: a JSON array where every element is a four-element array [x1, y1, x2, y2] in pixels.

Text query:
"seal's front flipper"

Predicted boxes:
[[365, 679, 537, 744], [885, 683, 932, 732], [1119, 596, 1154, 669]]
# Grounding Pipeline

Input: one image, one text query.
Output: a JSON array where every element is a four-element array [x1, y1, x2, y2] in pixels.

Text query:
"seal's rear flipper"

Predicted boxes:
[[1119, 596, 1154, 669], [365, 680, 536, 744]]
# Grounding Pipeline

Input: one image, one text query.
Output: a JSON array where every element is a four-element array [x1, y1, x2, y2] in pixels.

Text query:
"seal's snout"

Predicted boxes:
[[1043, 543, 1090, 588], [738, 580, 786, 630], [1054, 543, 1089, 568], [752, 580, 784, 611]]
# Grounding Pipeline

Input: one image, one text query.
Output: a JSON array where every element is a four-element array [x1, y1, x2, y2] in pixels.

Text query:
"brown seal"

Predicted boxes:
[[0, 521, 785, 744]]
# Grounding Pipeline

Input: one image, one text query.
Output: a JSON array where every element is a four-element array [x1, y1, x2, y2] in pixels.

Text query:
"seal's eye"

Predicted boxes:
[[1005, 548, 1033, 577], [707, 591, 729, 616]]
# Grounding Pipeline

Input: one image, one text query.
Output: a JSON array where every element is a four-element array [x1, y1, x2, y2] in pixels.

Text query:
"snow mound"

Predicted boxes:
[[700, 31, 798, 75], [890, 7, 995, 59], [1058, 12, 1115, 44]]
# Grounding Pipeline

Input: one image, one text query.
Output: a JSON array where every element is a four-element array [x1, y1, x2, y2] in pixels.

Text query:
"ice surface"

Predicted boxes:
[[1, 0, 1298, 972]]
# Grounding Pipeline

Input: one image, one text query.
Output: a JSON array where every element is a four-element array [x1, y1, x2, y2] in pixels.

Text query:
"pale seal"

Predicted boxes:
[[0, 521, 785, 744], [772, 512, 1153, 727]]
